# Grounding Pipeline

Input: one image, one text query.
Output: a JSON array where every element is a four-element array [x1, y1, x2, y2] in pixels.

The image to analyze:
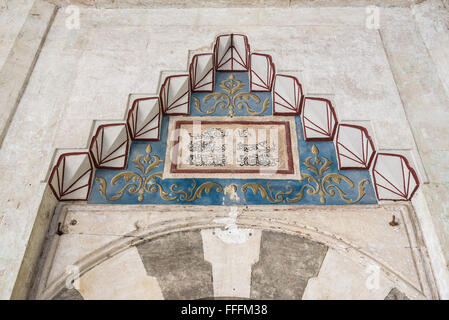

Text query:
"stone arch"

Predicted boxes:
[[38, 204, 436, 300]]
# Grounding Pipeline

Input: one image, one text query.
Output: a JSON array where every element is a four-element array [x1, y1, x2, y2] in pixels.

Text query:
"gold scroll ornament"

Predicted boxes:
[[193, 74, 269, 117]]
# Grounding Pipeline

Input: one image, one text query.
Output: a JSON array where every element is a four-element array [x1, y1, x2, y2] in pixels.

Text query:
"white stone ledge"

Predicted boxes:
[[44, 0, 420, 9]]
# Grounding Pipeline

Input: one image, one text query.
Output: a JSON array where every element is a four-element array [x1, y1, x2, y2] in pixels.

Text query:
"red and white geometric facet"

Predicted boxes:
[[302, 97, 338, 141], [49, 152, 93, 201], [372, 153, 419, 201], [336, 124, 375, 170], [250, 53, 275, 92], [127, 97, 161, 141], [89, 123, 130, 169], [160, 75, 190, 115], [190, 53, 214, 92], [214, 34, 250, 72], [272, 74, 303, 115]]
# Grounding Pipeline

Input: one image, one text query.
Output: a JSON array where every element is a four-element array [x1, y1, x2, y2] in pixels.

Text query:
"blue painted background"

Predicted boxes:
[[89, 72, 377, 205]]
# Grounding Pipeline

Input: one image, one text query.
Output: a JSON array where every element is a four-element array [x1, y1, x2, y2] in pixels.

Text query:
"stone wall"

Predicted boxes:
[[0, 0, 448, 299], [34, 204, 437, 300]]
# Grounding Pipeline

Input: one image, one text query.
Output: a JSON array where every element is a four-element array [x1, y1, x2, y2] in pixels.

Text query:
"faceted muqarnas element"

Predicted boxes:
[[272, 74, 303, 115], [336, 124, 375, 170], [302, 97, 338, 141], [49, 152, 93, 201], [250, 53, 275, 92], [127, 97, 161, 141], [190, 53, 214, 92], [372, 153, 419, 201], [214, 33, 250, 71], [89, 123, 130, 169], [160, 74, 190, 115]]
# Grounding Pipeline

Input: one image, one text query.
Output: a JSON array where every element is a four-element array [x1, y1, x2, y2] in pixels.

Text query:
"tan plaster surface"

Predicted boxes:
[[0, 1, 448, 299], [78, 247, 164, 300], [35, 203, 437, 299]]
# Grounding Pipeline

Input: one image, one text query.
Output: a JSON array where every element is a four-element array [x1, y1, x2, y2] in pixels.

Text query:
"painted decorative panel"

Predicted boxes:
[[164, 116, 301, 180], [47, 33, 419, 203], [89, 70, 378, 206]]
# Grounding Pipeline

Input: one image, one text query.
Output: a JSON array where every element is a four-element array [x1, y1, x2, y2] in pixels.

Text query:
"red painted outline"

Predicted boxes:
[[214, 34, 250, 72], [126, 97, 162, 141], [190, 53, 215, 93], [49, 152, 94, 201], [250, 53, 275, 92], [272, 74, 303, 116], [302, 97, 338, 141], [89, 123, 130, 170], [335, 124, 375, 170], [371, 152, 420, 201], [170, 120, 294, 175], [159, 74, 190, 116]]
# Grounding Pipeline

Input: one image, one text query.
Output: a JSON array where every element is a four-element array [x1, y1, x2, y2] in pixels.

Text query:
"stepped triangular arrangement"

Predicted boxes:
[[48, 33, 419, 203]]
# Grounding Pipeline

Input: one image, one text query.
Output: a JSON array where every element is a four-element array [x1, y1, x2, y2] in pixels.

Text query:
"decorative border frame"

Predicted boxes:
[[272, 74, 303, 116], [169, 119, 295, 175]]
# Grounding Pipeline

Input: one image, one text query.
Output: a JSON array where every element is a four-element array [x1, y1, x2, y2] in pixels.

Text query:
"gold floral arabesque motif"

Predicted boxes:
[[242, 144, 370, 204], [96, 144, 222, 202], [193, 74, 269, 117], [241, 183, 293, 203], [170, 181, 223, 202]]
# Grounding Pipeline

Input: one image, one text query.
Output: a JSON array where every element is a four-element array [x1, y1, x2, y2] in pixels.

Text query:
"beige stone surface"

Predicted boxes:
[[35, 204, 437, 299], [303, 248, 397, 300], [44, 0, 421, 8], [45, 234, 121, 286], [378, 1, 449, 297], [0, 0, 34, 69], [0, 2, 448, 299], [413, 0, 449, 97], [78, 247, 164, 300], [0, 0, 56, 145], [202, 229, 262, 298]]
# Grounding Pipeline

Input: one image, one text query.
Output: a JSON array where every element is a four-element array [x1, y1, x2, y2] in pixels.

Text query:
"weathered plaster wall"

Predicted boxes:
[[0, 0, 34, 70], [34, 204, 437, 300], [44, 0, 424, 8], [0, 0, 448, 299], [0, 0, 56, 144]]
